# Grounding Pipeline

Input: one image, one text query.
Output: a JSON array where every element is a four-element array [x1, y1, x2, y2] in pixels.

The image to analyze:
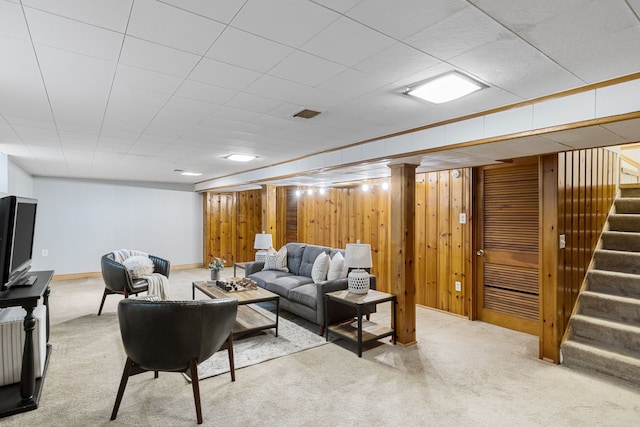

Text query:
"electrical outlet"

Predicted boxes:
[[42, 249, 48, 257], [459, 213, 467, 224], [455, 281, 461, 292]]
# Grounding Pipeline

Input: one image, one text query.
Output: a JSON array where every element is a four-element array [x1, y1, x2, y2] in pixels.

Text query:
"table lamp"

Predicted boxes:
[[253, 232, 272, 263], [344, 241, 373, 294]]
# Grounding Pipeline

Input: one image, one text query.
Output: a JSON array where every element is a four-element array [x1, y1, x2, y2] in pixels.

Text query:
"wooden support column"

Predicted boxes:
[[261, 185, 277, 238], [389, 163, 417, 346], [540, 155, 560, 362]]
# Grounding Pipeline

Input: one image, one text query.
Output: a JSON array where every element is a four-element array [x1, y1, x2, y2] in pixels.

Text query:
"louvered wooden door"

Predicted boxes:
[[476, 158, 539, 335]]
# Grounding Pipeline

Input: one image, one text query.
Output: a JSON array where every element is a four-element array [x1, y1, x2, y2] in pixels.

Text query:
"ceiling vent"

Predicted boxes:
[[293, 108, 321, 119]]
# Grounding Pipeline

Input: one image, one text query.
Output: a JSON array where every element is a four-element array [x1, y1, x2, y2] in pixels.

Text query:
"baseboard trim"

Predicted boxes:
[[51, 263, 205, 281]]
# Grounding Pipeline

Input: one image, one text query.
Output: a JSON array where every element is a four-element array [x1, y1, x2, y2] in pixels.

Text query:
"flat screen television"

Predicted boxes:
[[0, 195, 38, 291]]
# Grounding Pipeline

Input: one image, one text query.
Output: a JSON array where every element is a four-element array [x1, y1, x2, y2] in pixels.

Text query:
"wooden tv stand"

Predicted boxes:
[[0, 270, 53, 418]]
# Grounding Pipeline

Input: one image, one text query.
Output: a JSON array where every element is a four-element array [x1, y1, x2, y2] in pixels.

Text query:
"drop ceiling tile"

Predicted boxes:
[[317, 68, 388, 98], [164, 96, 220, 116], [190, 58, 261, 90], [23, 0, 133, 32], [175, 79, 237, 105], [302, 16, 396, 67], [119, 36, 200, 78], [474, 0, 589, 32], [548, 25, 640, 83], [245, 75, 349, 108], [449, 36, 584, 99], [114, 64, 184, 94], [231, 0, 338, 48], [159, 0, 245, 23], [268, 51, 346, 86], [602, 118, 640, 141], [520, 1, 636, 55], [206, 28, 293, 73], [312, 0, 361, 14], [128, 0, 224, 55], [347, 0, 467, 40], [35, 45, 116, 83], [24, 7, 123, 61], [0, 2, 31, 40], [406, 6, 509, 61], [225, 92, 282, 114], [543, 126, 624, 149], [354, 43, 440, 84]]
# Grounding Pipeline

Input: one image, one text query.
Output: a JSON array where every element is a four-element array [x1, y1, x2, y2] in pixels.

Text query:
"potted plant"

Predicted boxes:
[[208, 257, 225, 280]]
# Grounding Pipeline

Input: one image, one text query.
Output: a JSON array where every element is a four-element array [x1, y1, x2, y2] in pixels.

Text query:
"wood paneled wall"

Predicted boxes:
[[295, 180, 391, 292], [556, 148, 617, 334], [415, 170, 472, 316], [203, 190, 262, 266]]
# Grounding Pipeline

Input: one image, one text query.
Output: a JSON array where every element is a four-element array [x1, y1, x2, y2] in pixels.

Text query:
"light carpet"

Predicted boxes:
[[194, 303, 327, 381]]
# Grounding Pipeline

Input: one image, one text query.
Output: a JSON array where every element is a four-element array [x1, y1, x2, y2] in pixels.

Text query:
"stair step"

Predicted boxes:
[[579, 291, 640, 326], [608, 214, 640, 232], [601, 230, 640, 252], [561, 340, 640, 387], [614, 198, 640, 214], [620, 186, 640, 198], [568, 314, 640, 354], [593, 249, 640, 274], [586, 270, 640, 299]]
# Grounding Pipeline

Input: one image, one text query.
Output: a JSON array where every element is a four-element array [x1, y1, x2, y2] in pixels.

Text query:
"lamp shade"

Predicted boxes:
[[344, 243, 372, 269], [254, 233, 272, 250]]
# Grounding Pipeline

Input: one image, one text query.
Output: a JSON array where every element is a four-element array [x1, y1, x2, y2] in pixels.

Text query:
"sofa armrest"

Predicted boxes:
[[243, 261, 264, 276]]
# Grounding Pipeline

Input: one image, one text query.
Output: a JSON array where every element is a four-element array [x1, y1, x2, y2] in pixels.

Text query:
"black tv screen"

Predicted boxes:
[[0, 195, 38, 291]]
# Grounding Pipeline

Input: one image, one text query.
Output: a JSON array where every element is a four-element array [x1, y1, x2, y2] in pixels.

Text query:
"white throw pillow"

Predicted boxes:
[[123, 255, 154, 278], [327, 252, 345, 281], [263, 246, 288, 272], [311, 252, 330, 283]]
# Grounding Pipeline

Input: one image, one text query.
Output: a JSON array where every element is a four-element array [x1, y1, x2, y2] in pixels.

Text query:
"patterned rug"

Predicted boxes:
[[192, 303, 327, 381]]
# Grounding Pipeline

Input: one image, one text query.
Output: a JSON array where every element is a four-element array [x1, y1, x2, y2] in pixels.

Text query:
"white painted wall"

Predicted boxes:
[[8, 158, 34, 198], [32, 177, 202, 275]]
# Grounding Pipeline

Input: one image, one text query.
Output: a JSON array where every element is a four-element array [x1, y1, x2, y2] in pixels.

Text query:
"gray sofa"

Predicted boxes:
[[243, 243, 376, 334]]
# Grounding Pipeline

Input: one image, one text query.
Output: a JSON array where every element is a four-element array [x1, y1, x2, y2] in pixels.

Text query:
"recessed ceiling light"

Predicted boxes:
[[226, 154, 256, 162], [405, 71, 485, 104], [180, 171, 202, 176]]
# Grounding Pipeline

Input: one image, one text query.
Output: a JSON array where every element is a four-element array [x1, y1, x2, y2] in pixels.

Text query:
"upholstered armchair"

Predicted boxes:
[[111, 298, 238, 424], [98, 252, 170, 315]]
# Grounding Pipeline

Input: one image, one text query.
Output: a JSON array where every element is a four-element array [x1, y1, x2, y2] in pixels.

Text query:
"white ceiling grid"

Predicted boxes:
[[0, 0, 639, 188]]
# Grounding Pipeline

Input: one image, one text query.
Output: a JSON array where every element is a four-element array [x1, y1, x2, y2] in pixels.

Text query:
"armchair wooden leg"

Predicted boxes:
[[189, 359, 203, 424], [226, 333, 235, 382], [154, 371, 159, 379], [111, 357, 134, 420], [98, 289, 108, 316]]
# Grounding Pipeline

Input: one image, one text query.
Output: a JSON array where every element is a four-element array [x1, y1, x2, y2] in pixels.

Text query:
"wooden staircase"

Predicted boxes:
[[561, 185, 640, 387]]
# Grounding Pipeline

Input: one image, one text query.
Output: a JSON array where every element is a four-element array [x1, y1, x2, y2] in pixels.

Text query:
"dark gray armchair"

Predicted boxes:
[[110, 298, 238, 424], [98, 252, 170, 315]]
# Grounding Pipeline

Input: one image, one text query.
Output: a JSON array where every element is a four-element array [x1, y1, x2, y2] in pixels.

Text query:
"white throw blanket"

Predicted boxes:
[[111, 249, 170, 300]]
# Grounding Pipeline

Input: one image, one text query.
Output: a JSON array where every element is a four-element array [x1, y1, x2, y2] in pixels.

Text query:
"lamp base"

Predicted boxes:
[[348, 269, 369, 294], [255, 250, 268, 263]]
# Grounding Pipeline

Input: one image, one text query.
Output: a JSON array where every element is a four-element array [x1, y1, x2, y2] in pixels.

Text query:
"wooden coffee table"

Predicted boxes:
[[192, 280, 279, 337]]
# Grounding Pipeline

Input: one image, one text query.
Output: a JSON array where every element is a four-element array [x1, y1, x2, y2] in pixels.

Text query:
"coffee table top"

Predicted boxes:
[[193, 280, 278, 304]]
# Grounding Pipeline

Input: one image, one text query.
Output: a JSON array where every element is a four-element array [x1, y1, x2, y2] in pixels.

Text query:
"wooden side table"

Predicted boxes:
[[324, 289, 396, 357]]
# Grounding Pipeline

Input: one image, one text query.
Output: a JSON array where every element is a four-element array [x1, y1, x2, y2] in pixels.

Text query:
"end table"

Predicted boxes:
[[325, 289, 396, 357]]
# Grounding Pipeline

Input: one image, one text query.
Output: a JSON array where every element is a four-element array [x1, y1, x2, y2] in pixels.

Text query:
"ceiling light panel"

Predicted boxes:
[[406, 71, 485, 104]]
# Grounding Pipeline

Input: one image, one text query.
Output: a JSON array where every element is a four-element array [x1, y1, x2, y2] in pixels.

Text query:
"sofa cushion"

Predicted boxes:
[[248, 270, 293, 289], [267, 275, 314, 298], [311, 252, 330, 283], [285, 243, 306, 276], [288, 283, 317, 309], [299, 245, 331, 278], [327, 251, 346, 280], [263, 245, 288, 272]]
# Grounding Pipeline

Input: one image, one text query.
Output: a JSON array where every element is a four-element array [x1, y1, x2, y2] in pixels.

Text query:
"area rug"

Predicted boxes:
[[190, 303, 327, 381]]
